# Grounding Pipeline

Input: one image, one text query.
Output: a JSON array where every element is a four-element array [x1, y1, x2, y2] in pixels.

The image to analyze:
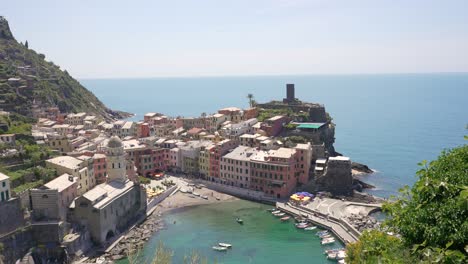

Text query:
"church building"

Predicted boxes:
[[72, 136, 147, 244]]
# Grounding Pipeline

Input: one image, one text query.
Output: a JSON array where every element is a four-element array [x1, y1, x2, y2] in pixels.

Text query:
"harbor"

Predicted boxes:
[[127, 199, 347, 264]]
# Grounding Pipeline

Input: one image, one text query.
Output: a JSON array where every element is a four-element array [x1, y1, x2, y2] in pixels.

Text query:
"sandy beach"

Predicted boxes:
[[156, 188, 239, 214]]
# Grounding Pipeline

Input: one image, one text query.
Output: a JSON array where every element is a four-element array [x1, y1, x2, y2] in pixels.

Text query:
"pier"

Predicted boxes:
[[277, 202, 362, 244]]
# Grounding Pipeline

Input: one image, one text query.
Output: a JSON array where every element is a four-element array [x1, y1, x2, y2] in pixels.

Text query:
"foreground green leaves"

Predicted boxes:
[[347, 144, 468, 263]]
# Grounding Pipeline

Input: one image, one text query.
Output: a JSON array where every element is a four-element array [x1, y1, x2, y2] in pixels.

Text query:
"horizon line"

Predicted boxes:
[[78, 71, 468, 80]]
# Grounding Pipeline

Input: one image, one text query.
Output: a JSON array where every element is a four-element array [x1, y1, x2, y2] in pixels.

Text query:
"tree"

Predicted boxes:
[[25, 40, 28, 49], [346, 143, 468, 263], [247, 93, 255, 108]]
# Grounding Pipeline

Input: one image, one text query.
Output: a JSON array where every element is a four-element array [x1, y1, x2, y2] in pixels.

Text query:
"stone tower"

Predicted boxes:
[[106, 136, 127, 182], [283, 84, 296, 103]]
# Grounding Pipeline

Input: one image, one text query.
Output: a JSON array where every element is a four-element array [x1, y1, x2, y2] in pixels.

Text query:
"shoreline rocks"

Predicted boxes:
[[89, 212, 166, 263]]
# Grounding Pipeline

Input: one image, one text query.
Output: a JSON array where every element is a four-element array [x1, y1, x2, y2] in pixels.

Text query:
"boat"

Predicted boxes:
[[236, 218, 244, 224], [271, 210, 281, 214], [324, 248, 344, 255], [328, 250, 346, 260], [295, 223, 309, 229], [201, 195, 208, 200], [192, 192, 200, 197], [338, 260, 346, 264], [321, 238, 336, 245], [267, 208, 277, 212], [212, 246, 228, 251], [218, 243, 232, 248], [304, 226, 317, 231], [280, 216, 290, 221], [215, 197, 220, 201], [316, 230, 329, 236], [319, 234, 333, 239], [274, 213, 286, 217]]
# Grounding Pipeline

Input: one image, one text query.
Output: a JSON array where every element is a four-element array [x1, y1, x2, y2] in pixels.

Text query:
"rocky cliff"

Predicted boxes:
[[0, 16, 127, 121]]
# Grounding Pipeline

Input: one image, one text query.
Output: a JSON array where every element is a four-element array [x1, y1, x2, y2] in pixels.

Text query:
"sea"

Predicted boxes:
[[81, 73, 468, 263]]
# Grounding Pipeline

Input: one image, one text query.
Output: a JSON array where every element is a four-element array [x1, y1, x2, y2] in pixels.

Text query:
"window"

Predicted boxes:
[[2, 182, 5, 187]]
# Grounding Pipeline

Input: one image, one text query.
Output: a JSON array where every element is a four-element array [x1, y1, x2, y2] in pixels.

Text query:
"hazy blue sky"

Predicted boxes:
[[3, 0, 468, 78]]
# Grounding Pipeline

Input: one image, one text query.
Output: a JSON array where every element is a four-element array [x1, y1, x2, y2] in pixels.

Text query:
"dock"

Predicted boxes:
[[276, 202, 360, 244]]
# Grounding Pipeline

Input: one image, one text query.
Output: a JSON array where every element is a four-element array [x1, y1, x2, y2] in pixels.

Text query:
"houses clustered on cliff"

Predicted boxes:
[[0, 85, 354, 262]]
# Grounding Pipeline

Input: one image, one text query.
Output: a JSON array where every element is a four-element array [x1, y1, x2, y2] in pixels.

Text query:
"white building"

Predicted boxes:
[[0, 172, 11, 202]]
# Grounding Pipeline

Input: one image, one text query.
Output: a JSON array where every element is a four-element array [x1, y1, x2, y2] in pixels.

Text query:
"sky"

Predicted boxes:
[[2, 0, 468, 78]]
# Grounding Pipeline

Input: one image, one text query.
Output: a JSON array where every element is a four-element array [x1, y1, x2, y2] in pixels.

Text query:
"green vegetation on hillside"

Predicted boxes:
[[0, 114, 57, 193], [0, 16, 124, 120], [346, 142, 468, 263]]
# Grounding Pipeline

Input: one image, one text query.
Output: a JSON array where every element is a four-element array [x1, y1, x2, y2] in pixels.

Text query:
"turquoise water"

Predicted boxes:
[[82, 73, 468, 197], [82, 74, 467, 263], [122, 200, 340, 264]]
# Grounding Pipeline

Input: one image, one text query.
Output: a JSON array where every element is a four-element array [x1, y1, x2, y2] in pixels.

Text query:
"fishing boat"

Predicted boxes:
[[218, 243, 232, 248], [316, 230, 329, 236], [324, 248, 344, 255], [321, 238, 336, 245], [280, 216, 291, 221], [236, 218, 244, 224], [295, 223, 309, 229], [320, 234, 333, 239], [304, 226, 317, 231], [328, 250, 346, 260], [212, 246, 228, 251], [274, 212, 286, 217]]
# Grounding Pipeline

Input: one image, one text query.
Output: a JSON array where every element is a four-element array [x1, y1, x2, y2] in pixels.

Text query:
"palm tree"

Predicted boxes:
[[247, 94, 255, 108]]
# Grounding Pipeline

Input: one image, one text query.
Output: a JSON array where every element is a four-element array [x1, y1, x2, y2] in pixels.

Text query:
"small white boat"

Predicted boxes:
[[321, 238, 336, 245], [338, 259, 346, 264], [218, 243, 232, 248], [304, 226, 317, 231], [212, 246, 228, 251], [320, 234, 333, 239], [201, 195, 208, 200], [193, 192, 200, 197], [280, 216, 291, 221], [274, 213, 286, 217], [271, 210, 281, 214]]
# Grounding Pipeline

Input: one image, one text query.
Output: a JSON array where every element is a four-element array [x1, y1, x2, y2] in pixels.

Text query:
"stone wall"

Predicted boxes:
[[0, 197, 24, 235], [0, 227, 33, 264], [315, 158, 353, 195]]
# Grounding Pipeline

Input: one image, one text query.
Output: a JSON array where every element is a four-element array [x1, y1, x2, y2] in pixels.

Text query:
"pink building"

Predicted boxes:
[[137, 122, 151, 138], [250, 148, 299, 199], [209, 139, 238, 180], [92, 153, 107, 184], [295, 143, 313, 185]]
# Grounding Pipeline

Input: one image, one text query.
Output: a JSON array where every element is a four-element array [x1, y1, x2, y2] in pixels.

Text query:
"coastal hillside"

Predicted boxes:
[[0, 16, 126, 121]]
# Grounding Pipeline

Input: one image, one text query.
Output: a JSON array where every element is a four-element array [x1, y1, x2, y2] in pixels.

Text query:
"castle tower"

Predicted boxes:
[[106, 136, 127, 182], [283, 83, 296, 103]]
